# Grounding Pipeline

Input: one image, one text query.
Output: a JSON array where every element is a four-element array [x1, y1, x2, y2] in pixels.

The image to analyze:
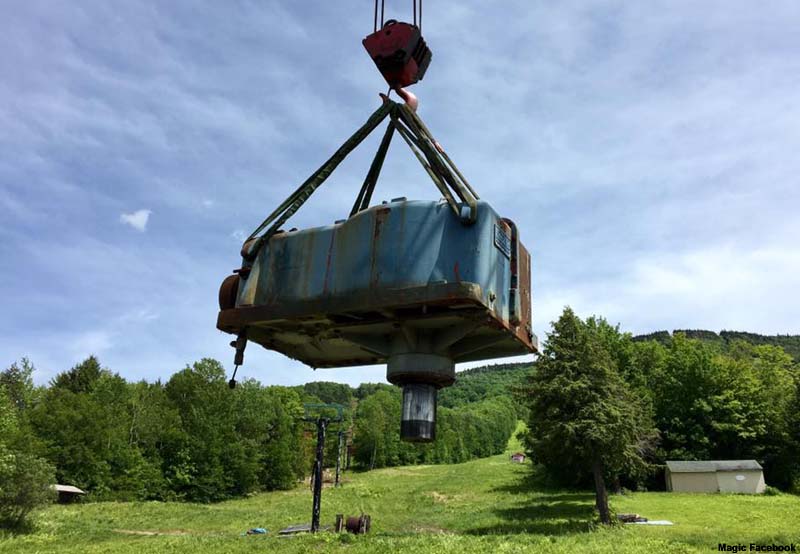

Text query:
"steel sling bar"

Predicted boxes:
[[399, 107, 468, 202], [350, 121, 396, 217], [393, 116, 467, 211], [406, 108, 480, 200], [395, 122, 460, 215], [393, 119, 461, 216], [397, 105, 478, 220], [396, 106, 472, 205]]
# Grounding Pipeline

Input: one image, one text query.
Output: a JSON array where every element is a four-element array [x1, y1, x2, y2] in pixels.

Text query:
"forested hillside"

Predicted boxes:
[[292, 362, 532, 410], [439, 363, 531, 410], [634, 329, 800, 361]]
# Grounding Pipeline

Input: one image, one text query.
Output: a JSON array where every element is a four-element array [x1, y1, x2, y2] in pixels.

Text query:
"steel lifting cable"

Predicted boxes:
[[373, 0, 386, 31], [373, 0, 421, 31]]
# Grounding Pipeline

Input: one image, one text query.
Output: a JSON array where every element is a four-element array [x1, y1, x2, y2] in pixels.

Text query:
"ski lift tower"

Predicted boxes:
[[302, 403, 344, 533]]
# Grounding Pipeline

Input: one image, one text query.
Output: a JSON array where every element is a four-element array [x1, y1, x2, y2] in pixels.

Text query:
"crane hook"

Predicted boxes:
[[395, 87, 418, 111], [380, 87, 418, 112]]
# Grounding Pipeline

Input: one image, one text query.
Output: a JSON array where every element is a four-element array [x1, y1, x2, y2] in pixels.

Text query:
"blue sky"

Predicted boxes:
[[2, 1, 799, 386]]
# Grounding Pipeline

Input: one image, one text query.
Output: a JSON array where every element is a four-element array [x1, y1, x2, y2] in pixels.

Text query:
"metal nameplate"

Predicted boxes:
[[494, 224, 511, 259]]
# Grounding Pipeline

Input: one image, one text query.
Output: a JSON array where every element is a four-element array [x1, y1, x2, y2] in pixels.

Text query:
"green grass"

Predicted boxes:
[[2, 427, 798, 553]]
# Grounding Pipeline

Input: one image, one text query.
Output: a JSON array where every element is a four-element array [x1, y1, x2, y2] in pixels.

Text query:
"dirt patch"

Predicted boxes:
[[113, 529, 191, 536], [430, 491, 450, 503]]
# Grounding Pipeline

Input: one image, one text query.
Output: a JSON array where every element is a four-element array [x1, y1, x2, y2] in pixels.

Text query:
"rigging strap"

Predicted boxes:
[[243, 99, 477, 262]]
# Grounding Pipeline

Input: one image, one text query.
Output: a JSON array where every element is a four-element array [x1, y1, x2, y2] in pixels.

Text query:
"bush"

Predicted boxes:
[[0, 451, 55, 529]]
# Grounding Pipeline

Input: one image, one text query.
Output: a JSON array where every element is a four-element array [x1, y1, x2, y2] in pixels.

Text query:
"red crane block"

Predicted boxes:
[[363, 21, 431, 89]]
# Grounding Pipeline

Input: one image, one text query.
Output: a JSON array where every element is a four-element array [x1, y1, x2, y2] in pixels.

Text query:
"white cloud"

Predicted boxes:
[[538, 243, 800, 337], [71, 330, 113, 356], [120, 209, 151, 231], [118, 307, 160, 323]]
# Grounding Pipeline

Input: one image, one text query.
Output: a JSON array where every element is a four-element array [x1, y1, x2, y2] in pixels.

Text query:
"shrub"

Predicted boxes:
[[0, 451, 55, 529]]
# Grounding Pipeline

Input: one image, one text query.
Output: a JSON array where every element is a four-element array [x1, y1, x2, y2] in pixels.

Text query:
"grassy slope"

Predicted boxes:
[[2, 427, 798, 554]]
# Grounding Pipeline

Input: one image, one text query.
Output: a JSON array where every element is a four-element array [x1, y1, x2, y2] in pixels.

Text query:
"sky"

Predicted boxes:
[[2, 1, 799, 386]]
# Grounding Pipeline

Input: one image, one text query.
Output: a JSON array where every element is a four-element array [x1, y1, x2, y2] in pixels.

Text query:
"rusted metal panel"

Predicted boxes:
[[516, 242, 533, 348], [218, 198, 537, 367]]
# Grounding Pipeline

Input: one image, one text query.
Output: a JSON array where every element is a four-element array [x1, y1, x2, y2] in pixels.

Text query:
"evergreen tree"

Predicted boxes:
[[521, 308, 657, 524]]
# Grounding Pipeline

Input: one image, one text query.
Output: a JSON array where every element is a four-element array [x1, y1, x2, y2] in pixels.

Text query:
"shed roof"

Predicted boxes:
[[666, 460, 762, 473], [52, 484, 86, 494]]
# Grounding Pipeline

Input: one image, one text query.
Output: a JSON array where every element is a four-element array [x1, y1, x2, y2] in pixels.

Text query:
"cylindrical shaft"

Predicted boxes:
[[400, 383, 437, 442]]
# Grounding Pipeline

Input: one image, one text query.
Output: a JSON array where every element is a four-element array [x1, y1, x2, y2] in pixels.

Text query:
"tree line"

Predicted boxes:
[[1, 357, 311, 508], [520, 308, 800, 523], [634, 329, 800, 362], [0, 355, 524, 528], [352, 390, 517, 469]]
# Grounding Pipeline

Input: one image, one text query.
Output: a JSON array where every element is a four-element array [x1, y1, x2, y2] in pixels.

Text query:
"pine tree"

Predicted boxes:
[[522, 308, 657, 524]]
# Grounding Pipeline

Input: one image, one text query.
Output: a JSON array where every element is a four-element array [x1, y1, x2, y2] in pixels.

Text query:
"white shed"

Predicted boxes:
[[665, 460, 766, 494], [51, 484, 87, 503]]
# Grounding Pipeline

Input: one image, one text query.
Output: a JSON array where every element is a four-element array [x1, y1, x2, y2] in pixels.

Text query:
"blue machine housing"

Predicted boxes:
[[217, 198, 536, 368]]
